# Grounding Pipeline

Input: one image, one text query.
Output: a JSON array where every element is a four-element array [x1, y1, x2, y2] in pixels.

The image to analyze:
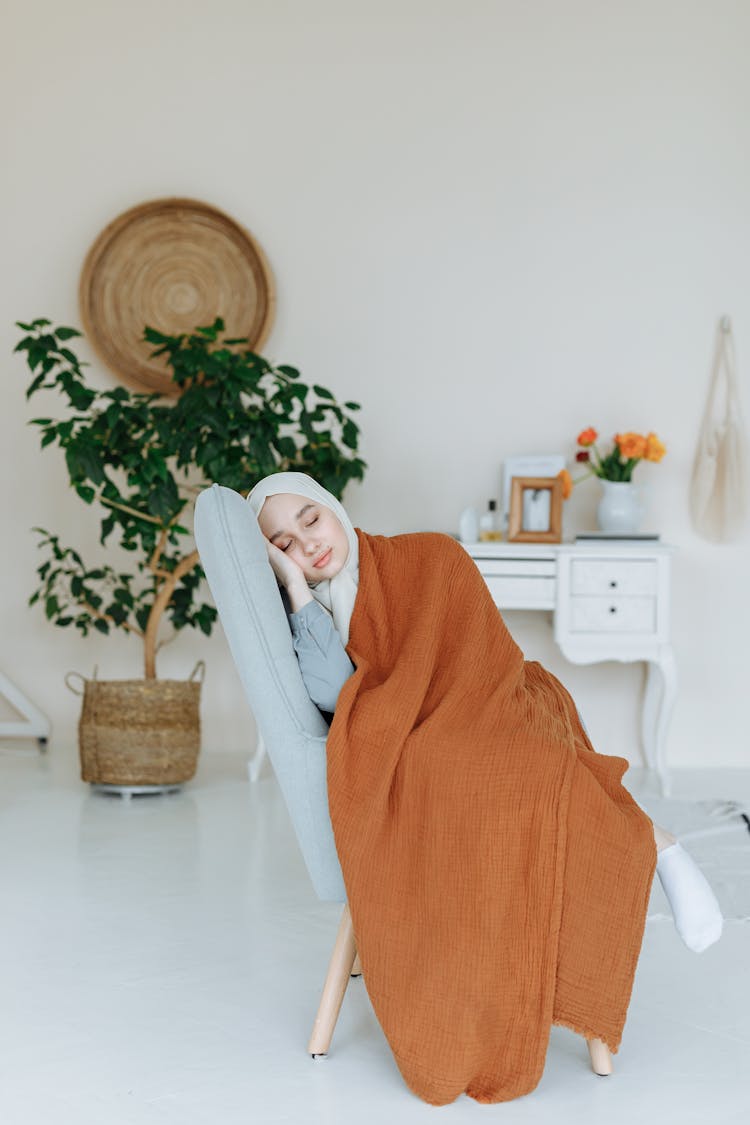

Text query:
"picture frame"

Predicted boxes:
[[507, 476, 563, 543], [501, 454, 566, 529]]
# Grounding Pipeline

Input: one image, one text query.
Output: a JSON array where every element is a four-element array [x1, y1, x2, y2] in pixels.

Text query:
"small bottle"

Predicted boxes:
[[478, 499, 503, 541], [458, 506, 479, 543]]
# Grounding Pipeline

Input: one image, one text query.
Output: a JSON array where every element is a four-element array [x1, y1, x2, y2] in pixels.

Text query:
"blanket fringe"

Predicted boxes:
[[552, 1017, 620, 1055]]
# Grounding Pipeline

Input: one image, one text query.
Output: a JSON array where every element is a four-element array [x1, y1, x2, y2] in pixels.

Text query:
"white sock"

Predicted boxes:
[[655, 841, 723, 953]]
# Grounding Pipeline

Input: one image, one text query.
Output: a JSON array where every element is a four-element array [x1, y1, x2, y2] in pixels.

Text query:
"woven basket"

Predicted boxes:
[[66, 663, 204, 786]]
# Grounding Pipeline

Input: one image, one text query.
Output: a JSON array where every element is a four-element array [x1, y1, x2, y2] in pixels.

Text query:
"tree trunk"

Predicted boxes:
[[143, 550, 200, 679]]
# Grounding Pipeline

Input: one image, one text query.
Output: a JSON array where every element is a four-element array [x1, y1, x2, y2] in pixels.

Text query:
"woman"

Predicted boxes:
[[247, 470, 723, 1105]]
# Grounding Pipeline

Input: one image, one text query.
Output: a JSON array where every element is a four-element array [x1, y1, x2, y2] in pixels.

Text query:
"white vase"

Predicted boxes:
[[596, 480, 645, 533]]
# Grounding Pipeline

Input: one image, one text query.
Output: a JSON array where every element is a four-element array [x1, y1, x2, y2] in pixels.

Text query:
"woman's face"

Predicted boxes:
[[258, 492, 349, 582]]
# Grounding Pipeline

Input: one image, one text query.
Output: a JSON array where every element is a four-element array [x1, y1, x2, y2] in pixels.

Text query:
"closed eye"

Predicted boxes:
[[281, 515, 318, 551]]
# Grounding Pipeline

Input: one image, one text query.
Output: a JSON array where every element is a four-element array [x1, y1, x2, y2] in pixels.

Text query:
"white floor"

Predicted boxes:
[[1, 747, 749, 1125]]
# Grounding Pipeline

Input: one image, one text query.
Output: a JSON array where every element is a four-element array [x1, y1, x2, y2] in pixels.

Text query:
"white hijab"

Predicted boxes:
[[246, 471, 360, 645]]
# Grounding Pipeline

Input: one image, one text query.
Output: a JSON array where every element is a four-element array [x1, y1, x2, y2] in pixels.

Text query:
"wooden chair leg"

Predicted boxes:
[[308, 904, 357, 1057], [351, 951, 362, 977], [587, 1037, 613, 1076]]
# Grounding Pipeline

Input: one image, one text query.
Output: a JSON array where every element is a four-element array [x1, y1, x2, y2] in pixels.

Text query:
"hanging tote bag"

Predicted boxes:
[[689, 317, 749, 542]]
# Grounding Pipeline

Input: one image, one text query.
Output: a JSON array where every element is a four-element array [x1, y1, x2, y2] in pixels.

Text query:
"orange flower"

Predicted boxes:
[[557, 468, 573, 499], [577, 427, 598, 447], [644, 432, 666, 462], [615, 431, 647, 460]]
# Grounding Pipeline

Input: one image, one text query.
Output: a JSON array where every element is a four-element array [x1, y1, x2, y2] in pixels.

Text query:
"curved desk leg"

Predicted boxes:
[[641, 647, 678, 797], [248, 731, 267, 783], [641, 663, 662, 774], [653, 647, 678, 796]]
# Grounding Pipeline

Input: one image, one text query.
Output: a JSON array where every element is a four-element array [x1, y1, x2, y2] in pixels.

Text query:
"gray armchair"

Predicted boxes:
[[194, 484, 359, 1056]]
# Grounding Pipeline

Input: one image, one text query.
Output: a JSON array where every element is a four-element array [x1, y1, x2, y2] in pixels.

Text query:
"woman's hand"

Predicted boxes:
[[266, 540, 315, 612], [265, 539, 307, 591]]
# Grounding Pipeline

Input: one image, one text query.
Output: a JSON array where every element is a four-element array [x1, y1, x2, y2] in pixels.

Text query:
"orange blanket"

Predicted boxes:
[[326, 529, 657, 1106]]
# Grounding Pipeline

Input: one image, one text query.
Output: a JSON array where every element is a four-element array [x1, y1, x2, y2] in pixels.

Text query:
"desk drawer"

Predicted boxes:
[[485, 575, 556, 609], [479, 559, 557, 578], [570, 595, 656, 633], [571, 558, 658, 597]]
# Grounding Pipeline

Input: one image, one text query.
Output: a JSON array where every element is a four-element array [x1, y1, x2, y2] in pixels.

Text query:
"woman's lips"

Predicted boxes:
[[313, 548, 332, 568]]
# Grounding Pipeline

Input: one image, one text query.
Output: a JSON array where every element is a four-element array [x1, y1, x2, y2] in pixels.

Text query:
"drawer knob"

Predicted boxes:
[[609, 606, 617, 614], [609, 580, 618, 588]]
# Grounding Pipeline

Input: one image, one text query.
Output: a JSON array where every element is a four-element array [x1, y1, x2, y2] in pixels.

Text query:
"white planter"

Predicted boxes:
[[596, 480, 646, 533]]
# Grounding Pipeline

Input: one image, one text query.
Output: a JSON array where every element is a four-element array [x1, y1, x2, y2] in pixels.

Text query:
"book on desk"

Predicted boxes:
[[574, 532, 661, 542]]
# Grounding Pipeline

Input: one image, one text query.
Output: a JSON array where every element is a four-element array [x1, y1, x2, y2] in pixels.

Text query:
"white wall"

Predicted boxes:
[[2, 0, 748, 768]]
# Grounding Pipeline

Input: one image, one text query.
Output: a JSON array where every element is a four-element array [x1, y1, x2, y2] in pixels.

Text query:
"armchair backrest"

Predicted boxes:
[[194, 484, 346, 903]]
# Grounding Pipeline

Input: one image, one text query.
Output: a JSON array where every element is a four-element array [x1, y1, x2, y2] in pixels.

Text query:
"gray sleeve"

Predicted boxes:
[[280, 587, 355, 713]]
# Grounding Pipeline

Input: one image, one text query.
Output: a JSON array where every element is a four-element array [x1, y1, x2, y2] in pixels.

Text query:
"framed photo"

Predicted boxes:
[[502, 454, 565, 528], [507, 476, 563, 543]]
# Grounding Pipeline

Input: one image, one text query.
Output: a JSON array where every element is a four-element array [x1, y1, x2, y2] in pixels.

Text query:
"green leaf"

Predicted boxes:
[[70, 385, 97, 412], [99, 512, 118, 543], [135, 606, 150, 632], [148, 450, 168, 482], [196, 319, 223, 340], [54, 327, 81, 341], [105, 603, 127, 625], [26, 374, 47, 399], [342, 419, 358, 449], [146, 476, 179, 520], [65, 442, 106, 486], [143, 326, 171, 345]]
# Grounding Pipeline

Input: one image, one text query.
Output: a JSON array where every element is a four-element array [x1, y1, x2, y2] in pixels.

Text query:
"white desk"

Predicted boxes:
[[463, 541, 677, 794]]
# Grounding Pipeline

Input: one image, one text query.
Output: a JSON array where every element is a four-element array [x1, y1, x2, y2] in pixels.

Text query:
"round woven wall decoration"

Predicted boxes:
[[79, 197, 275, 395]]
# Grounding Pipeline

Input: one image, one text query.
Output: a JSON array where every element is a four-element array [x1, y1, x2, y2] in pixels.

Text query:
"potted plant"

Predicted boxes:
[[14, 317, 366, 787]]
